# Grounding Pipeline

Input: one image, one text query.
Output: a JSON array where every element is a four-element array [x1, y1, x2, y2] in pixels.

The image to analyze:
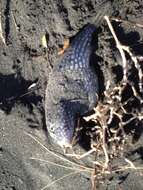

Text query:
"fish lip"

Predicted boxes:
[[57, 138, 72, 149], [49, 129, 73, 149]]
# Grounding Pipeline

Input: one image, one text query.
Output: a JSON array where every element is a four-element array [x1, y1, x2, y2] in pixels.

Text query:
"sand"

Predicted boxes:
[[0, 0, 143, 189]]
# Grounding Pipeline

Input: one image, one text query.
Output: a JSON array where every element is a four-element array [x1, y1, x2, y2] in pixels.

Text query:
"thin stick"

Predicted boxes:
[[66, 148, 96, 160], [41, 171, 79, 190], [124, 158, 136, 169], [102, 125, 109, 169], [114, 166, 143, 172], [104, 16, 127, 82], [24, 132, 92, 171], [30, 157, 91, 172], [111, 17, 143, 29], [0, 12, 6, 45], [11, 11, 19, 31]]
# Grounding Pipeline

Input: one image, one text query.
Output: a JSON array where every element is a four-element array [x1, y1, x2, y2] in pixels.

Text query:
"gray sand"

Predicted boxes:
[[0, 0, 143, 189]]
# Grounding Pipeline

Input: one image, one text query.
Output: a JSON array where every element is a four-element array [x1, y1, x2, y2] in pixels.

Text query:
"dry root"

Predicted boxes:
[[82, 15, 143, 189], [64, 16, 143, 189]]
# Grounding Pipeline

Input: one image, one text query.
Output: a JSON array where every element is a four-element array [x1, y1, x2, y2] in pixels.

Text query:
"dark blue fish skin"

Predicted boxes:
[[56, 24, 96, 72], [45, 24, 98, 148]]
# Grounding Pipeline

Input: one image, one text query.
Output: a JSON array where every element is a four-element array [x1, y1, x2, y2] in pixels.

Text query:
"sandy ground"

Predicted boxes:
[[0, 0, 143, 190]]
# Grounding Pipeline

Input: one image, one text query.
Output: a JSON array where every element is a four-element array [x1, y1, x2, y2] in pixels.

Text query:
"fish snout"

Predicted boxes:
[[47, 121, 74, 149]]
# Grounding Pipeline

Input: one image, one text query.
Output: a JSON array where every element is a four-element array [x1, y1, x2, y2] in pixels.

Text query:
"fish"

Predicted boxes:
[[45, 24, 98, 148], [45, 1, 111, 148]]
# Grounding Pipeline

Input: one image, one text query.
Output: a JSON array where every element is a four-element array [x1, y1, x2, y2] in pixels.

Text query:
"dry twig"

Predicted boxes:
[[0, 12, 6, 45]]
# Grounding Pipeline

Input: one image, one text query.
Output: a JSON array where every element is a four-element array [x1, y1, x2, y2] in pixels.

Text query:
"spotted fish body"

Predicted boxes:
[[45, 24, 98, 148]]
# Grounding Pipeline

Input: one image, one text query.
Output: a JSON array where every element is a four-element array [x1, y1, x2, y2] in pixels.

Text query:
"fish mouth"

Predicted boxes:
[[49, 129, 73, 149], [57, 137, 73, 149]]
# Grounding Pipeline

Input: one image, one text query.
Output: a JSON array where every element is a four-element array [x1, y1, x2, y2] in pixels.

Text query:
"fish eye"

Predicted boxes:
[[50, 127, 54, 132]]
